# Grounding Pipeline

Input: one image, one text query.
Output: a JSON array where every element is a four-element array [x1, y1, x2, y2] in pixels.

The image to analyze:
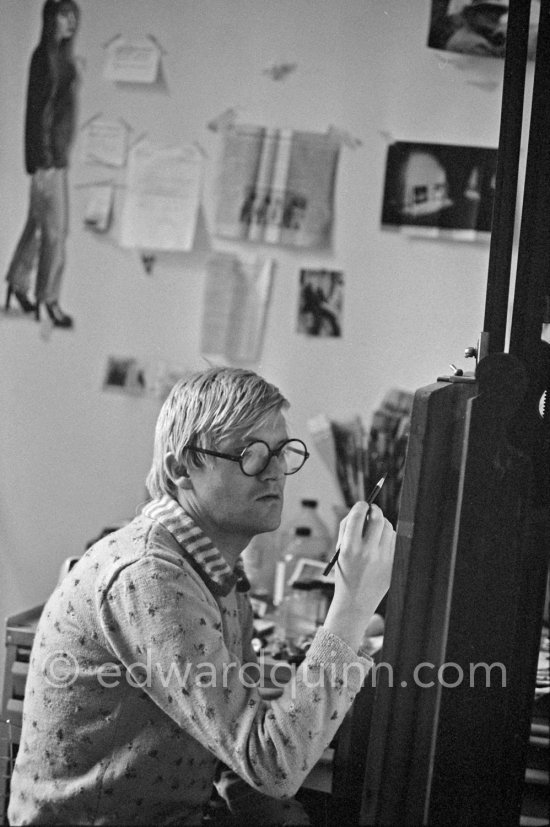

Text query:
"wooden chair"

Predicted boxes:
[[1, 605, 41, 825]]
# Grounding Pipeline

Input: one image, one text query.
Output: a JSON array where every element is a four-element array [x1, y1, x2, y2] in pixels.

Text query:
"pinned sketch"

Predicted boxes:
[[380, 141, 497, 239], [81, 118, 129, 167], [103, 356, 147, 396], [427, 0, 539, 60], [104, 35, 161, 83], [200, 253, 274, 364], [298, 268, 344, 337], [120, 141, 203, 251], [214, 126, 340, 249], [83, 183, 114, 233]]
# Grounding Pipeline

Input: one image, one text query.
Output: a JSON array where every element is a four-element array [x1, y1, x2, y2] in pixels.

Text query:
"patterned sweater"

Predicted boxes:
[[9, 496, 372, 825]]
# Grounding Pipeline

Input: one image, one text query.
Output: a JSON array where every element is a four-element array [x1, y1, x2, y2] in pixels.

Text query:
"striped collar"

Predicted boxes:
[[142, 495, 249, 597]]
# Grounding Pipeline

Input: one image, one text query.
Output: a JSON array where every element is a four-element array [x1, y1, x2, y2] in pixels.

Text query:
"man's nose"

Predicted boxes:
[[261, 452, 285, 478]]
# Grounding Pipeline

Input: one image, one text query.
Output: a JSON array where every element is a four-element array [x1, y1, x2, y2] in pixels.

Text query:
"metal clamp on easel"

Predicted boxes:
[[437, 353, 476, 383], [437, 331, 490, 383]]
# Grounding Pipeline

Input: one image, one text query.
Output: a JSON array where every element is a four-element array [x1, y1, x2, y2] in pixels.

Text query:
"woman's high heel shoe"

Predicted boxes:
[[45, 301, 73, 329], [5, 284, 37, 314]]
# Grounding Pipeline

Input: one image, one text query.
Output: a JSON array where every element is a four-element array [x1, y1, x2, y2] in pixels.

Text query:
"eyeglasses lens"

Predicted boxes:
[[281, 440, 307, 473], [240, 440, 307, 475], [241, 442, 269, 475]]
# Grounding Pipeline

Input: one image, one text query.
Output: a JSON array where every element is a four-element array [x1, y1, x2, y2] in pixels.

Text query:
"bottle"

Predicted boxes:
[[279, 583, 321, 646], [241, 531, 279, 600], [279, 499, 332, 562], [272, 528, 320, 646], [273, 525, 335, 652], [272, 527, 310, 606]]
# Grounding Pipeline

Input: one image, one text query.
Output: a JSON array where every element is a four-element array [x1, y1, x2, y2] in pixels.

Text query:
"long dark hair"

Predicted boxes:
[[39, 0, 80, 88]]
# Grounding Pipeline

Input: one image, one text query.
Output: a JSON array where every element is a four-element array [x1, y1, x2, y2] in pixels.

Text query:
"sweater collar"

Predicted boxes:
[[142, 495, 249, 597]]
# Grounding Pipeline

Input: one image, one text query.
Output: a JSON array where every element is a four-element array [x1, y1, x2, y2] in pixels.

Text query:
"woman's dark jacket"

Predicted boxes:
[[24, 45, 77, 174]]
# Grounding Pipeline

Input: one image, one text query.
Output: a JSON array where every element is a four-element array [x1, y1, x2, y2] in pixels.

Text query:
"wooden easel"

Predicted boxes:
[[358, 2, 550, 824]]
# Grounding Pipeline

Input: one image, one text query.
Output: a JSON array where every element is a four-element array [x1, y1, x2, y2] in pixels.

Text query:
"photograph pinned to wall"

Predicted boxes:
[[103, 35, 162, 83], [214, 125, 340, 249], [427, 0, 539, 59], [298, 268, 344, 337], [380, 141, 498, 240], [103, 356, 147, 396], [80, 117, 129, 167]]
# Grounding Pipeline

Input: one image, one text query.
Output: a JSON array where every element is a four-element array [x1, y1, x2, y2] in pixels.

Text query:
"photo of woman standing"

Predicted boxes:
[[4, 0, 80, 329]]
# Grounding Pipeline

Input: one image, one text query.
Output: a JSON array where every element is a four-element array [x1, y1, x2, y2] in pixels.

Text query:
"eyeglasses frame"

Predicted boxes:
[[183, 438, 310, 477]]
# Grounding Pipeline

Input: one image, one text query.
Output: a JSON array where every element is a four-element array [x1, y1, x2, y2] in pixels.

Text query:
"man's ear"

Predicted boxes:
[[164, 452, 193, 490]]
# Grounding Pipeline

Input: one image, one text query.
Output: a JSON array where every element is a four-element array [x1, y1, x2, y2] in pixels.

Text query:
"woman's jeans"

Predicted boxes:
[[5, 167, 68, 304]]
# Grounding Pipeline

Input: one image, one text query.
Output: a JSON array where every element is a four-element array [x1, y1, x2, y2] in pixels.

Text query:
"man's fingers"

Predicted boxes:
[[339, 501, 385, 554]]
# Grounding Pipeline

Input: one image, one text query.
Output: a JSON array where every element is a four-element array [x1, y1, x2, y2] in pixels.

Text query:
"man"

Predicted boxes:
[[9, 367, 395, 825]]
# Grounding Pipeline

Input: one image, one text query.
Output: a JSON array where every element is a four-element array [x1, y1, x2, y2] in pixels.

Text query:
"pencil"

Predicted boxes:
[[322, 474, 387, 577]]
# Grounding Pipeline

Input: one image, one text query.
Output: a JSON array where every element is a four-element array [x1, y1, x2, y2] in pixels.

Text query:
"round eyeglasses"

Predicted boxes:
[[184, 438, 309, 477]]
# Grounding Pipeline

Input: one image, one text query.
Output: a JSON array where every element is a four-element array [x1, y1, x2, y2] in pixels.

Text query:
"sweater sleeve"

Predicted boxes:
[[25, 49, 54, 173], [99, 554, 372, 798]]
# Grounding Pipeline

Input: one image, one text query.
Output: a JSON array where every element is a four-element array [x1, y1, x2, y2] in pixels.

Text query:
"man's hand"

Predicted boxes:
[[323, 502, 396, 652]]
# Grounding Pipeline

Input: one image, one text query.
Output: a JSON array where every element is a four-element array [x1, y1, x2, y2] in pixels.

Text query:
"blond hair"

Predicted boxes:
[[146, 367, 288, 498]]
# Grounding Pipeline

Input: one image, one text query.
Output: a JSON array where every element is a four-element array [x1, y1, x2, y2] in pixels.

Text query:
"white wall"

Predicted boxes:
[[0, 0, 526, 680]]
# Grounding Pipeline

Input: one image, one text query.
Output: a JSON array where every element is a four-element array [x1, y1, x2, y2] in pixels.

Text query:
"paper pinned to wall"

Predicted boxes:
[[120, 140, 203, 251], [84, 183, 114, 233], [326, 125, 363, 149], [103, 36, 161, 83], [214, 126, 340, 249], [200, 253, 274, 364], [81, 118, 129, 167]]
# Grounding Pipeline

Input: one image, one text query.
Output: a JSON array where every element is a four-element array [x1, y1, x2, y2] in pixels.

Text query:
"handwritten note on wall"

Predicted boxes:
[[120, 141, 203, 251], [103, 36, 161, 84], [81, 118, 128, 167]]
